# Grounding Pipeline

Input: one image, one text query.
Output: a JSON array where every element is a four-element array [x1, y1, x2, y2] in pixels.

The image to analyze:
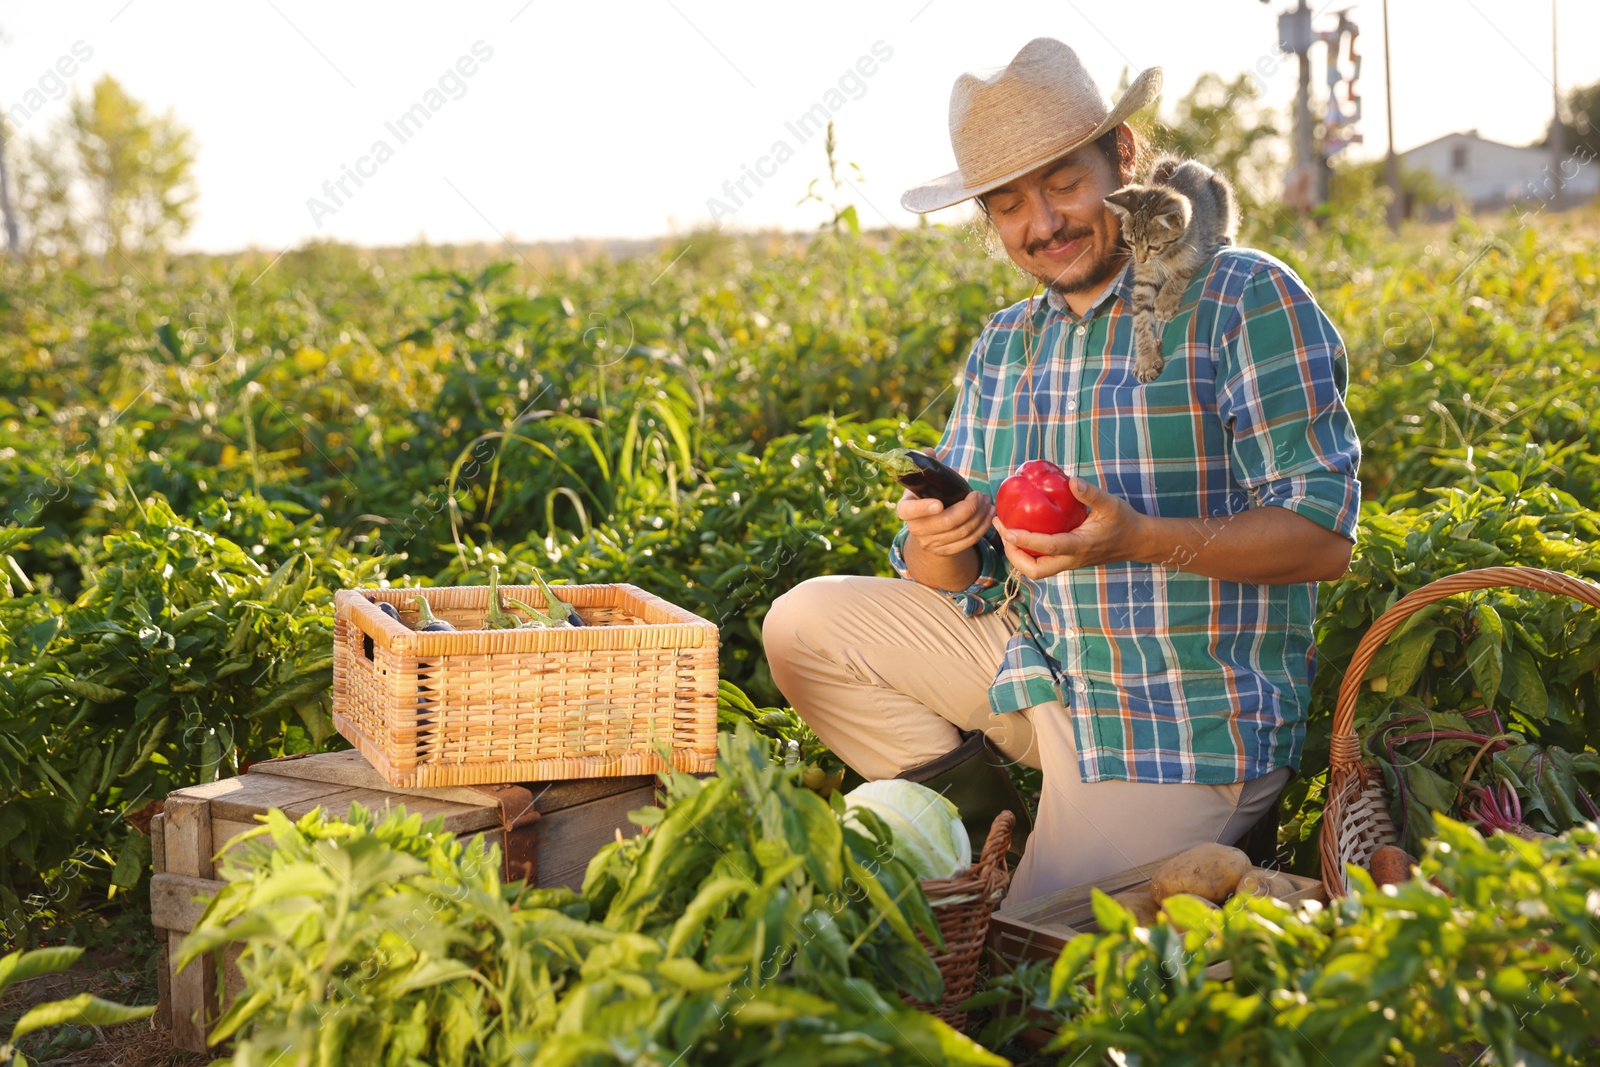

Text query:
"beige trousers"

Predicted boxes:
[[762, 574, 1291, 906]]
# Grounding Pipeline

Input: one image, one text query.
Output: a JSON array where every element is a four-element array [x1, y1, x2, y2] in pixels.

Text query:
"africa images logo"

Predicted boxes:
[[705, 40, 894, 223], [306, 40, 495, 226]]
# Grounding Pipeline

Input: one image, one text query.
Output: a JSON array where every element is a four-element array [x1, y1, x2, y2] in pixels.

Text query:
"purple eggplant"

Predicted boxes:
[[847, 442, 975, 509]]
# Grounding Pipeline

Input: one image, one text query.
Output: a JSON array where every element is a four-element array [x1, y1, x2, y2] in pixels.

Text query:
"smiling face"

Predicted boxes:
[[979, 125, 1133, 314]]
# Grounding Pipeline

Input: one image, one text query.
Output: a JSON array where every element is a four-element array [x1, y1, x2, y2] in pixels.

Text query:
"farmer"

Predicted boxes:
[[761, 37, 1362, 903]]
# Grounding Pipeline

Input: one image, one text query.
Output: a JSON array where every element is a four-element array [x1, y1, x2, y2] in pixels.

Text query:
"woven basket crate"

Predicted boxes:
[[905, 810, 1015, 1029], [1319, 565, 1600, 897], [332, 582, 719, 788]]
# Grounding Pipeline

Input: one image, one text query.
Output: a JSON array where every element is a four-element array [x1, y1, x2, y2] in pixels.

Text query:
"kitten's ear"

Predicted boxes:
[[1151, 155, 1183, 185], [1104, 189, 1137, 213]]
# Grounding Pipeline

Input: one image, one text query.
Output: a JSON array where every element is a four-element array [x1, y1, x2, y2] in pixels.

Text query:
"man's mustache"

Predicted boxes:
[[1025, 226, 1094, 257]]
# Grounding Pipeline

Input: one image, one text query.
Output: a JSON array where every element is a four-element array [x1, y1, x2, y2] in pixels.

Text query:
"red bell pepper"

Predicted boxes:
[[994, 460, 1089, 556]]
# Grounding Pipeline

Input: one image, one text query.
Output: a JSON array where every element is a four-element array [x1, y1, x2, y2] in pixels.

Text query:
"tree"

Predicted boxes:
[[1542, 78, 1600, 169], [1326, 156, 1462, 222], [17, 74, 197, 261], [0, 117, 21, 258], [1144, 71, 1285, 215]]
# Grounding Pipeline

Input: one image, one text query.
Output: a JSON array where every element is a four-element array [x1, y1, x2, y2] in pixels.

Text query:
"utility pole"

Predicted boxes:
[[1549, 0, 1566, 211], [1383, 0, 1401, 229], [1280, 0, 1316, 211]]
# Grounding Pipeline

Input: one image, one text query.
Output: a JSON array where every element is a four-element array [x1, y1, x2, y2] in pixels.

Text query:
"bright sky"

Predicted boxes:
[[1, 0, 1592, 253]]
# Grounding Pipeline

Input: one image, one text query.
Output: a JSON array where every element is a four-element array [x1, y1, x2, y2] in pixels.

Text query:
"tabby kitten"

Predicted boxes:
[[1104, 155, 1239, 383]]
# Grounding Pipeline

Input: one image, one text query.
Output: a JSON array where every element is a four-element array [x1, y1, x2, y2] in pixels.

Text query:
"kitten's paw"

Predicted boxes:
[[1135, 354, 1166, 383], [1155, 288, 1184, 320]]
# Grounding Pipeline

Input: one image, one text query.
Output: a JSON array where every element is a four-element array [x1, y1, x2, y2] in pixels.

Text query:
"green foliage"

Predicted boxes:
[[1148, 71, 1283, 213], [983, 817, 1600, 1065], [1275, 475, 1600, 872], [4, 191, 1600, 943], [0, 944, 154, 1066], [1542, 77, 1600, 166], [0, 496, 398, 939], [440, 416, 934, 706], [16, 73, 198, 261], [182, 723, 1003, 1066]]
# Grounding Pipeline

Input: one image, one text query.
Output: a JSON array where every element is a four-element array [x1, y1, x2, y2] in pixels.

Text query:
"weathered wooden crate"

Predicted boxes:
[[990, 853, 1325, 976], [149, 749, 657, 1053], [986, 853, 1326, 1046]]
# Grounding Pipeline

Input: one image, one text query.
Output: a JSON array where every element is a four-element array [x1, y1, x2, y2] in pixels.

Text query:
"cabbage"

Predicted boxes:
[[841, 779, 972, 881]]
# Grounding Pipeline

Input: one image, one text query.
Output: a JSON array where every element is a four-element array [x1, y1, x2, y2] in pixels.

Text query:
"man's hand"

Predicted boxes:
[[994, 477, 1148, 579], [899, 488, 994, 593], [994, 476, 1354, 585], [898, 489, 994, 557]]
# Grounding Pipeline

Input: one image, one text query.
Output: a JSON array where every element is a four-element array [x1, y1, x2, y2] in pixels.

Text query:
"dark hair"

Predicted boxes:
[[974, 125, 1138, 220]]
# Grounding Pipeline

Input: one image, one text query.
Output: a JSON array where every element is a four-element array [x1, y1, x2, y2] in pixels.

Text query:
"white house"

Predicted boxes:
[[1400, 129, 1598, 212]]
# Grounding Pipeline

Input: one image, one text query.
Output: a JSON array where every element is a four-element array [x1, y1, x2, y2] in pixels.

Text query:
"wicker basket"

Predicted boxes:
[[332, 583, 719, 788], [1319, 565, 1600, 897], [905, 810, 1015, 1029]]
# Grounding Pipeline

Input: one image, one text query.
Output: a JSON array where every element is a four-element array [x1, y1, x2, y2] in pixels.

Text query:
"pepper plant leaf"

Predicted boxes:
[[1384, 621, 1440, 695], [1501, 641, 1551, 722], [1467, 603, 1505, 704]]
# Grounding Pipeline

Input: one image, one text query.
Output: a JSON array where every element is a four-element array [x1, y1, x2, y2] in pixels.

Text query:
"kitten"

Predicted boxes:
[[1104, 156, 1239, 383]]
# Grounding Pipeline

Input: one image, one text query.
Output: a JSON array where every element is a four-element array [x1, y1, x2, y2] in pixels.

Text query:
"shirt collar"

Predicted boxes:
[[1043, 258, 1136, 323]]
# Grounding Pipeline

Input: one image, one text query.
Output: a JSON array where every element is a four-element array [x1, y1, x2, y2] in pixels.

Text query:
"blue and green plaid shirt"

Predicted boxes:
[[889, 246, 1361, 785]]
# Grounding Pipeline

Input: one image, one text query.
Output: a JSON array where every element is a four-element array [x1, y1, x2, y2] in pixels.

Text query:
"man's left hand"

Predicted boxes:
[[995, 477, 1149, 579]]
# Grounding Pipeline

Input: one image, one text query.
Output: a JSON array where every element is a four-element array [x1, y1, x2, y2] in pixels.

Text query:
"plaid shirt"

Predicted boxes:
[[889, 246, 1362, 785]]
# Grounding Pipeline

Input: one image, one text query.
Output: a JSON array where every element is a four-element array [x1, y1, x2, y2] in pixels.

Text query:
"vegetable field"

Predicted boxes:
[[4, 202, 1600, 1063]]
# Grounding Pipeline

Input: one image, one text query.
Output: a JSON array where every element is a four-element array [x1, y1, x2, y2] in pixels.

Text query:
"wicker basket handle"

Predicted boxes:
[[975, 809, 1015, 880], [1330, 566, 1600, 777]]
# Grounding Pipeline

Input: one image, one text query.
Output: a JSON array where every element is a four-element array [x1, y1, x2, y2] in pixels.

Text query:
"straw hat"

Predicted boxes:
[[902, 37, 1162, 214]]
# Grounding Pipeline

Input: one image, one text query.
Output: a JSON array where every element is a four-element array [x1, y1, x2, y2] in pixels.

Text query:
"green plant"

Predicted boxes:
[[1365, 702, 1600, 853], [0, 945, 153, 1066], [179, 723, 1003, 1066], [1278, 475, 1600, 873], [0, 495, 398, 938], [978, 816, 1600, 1065]]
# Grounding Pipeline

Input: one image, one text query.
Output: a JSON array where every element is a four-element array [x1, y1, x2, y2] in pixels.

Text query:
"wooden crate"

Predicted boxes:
[[990, 853, 1325, 978], [985, 853, 1326, 1045], [149, 749, 657, 1053]]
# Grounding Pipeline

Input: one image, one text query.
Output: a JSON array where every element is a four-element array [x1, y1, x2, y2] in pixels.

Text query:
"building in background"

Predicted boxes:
[[1400, 129, 1599, 217]]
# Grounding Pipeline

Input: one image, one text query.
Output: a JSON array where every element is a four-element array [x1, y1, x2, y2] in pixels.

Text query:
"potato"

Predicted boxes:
[[1111, 887, 1161, 925], [1148, 843, 1253, 904], [1234, 869, 1299, 900], [1233, 870, 1270, 898], [1367, 845, 1417, 887]]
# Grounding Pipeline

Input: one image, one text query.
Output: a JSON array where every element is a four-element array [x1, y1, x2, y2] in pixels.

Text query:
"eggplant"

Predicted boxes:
[[529, 566, 583, 627], [362, 597, 403, 659], [846, 441, 975, 509], [483, 566, 523, 630], [412, 595, 456, 632]]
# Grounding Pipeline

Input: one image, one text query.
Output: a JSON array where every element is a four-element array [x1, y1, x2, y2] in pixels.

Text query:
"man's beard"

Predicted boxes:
[[1025, 225, 1130, 296], [1045, 246, 1128, 295]]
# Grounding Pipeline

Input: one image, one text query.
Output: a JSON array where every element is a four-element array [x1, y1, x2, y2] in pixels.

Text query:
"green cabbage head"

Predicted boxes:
[[842, 779, 972, 881]]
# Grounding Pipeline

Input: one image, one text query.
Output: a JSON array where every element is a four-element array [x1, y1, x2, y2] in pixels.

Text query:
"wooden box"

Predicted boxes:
[[990, 854, 1325, 980], [149, 749, 657, 1053]]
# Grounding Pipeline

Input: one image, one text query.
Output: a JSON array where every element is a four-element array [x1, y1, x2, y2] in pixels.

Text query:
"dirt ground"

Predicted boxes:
[[1, 938, 207, 1067]]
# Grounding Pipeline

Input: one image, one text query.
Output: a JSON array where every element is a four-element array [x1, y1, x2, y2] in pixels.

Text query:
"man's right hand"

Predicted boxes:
[[898, 489, 995, 557]]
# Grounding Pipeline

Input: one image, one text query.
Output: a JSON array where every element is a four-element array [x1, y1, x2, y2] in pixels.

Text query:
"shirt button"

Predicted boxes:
[[1066, 400, 1077, 412], [1076, 324, 1087, 337]]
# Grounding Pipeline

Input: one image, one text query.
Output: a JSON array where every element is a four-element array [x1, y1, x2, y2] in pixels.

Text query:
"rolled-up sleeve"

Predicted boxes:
[[889, 327, 1011, 615], [1216, 265, 1362, 541]]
